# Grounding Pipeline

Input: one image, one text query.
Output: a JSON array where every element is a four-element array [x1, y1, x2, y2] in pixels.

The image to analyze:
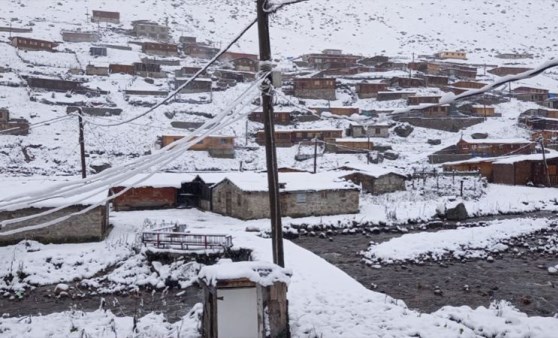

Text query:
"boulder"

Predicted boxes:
[[383, 151, 399, 160], [394, 124, 414, 137], [471, 132, 488, 139], [446, 202, 468, 221], [427, 139, 442, 145]]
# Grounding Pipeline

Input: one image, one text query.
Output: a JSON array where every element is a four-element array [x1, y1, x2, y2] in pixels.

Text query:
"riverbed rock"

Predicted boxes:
[[394, 124, 414, 137], [446, 203, 468, 221]]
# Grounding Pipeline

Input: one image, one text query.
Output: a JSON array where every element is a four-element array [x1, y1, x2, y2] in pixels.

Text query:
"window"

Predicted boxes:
[[220, 138, 228, 144], [296, 193, 307, 204], [237, 195, 242, 206], [375, 127, 381, 134], [218, 192, 222, 203], [320, 191, 328, 198]]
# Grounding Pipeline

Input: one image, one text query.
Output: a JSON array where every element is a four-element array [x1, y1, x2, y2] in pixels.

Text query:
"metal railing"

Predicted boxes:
[[141, 232, 233, 251]]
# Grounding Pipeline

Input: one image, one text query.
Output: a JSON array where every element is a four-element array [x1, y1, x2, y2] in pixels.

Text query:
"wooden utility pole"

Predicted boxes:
[[256, 0, 284, 268], [538, 137, 551, 187], [78, 109, 87, 178], [313, 138, 318, 174]]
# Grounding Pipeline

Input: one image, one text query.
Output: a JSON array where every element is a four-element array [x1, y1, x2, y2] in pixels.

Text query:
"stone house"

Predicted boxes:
[[133, 62, 165, 78], [293, 78, 336, 100], [161, 135, 235, 158], [422, 105, 450, 118], [210, 172, 360, 220], [86, 65, 109, 76], [356, 82, 389, 99], [62, 30, 100, 43], [0, 179, 109, 245], [339, 170, 407, 195], [10, 36, 57, 52], [0, 108, 30, 136], [92, 10, 120, 24], [132, 20, 170, 41], [347, 124, 390, 138], [142, 42, 178, 57]]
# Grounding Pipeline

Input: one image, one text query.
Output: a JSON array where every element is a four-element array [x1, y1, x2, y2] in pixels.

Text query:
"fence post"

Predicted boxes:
[[460, 180, 464, 197]]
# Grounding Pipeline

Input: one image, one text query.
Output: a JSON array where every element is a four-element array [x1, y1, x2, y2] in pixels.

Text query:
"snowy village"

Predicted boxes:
[[0, 0, 558, 337]]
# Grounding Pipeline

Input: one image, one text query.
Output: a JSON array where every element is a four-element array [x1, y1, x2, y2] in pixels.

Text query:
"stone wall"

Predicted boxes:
[[0, 205, 108, 246], [397, 116, 484, 132], [212, 180, 360, 220]]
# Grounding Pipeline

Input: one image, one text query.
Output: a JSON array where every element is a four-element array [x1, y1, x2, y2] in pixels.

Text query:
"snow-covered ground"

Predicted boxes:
[[1, 207, 558, 337]]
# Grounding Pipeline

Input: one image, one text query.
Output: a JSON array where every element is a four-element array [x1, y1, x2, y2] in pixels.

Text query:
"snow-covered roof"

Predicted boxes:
[[460, 137, 531, 144], [443, 152, 558, 166], [0, 176, 108, 211], [221, 172, 359, 192], [198, 259, 292, 287], [331, 164, 406, 178]]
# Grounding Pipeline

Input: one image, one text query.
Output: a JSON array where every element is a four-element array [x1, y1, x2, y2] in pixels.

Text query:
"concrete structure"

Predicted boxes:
[[62, 30, 100, 42], [293, 78, 336, 100], [142, 42, 178, 57], [92, 10, 120, 24], [132, 21, 170, 41], [211, 173, 360, 220], [10, 36, 56, 52], [199, 261, 291, 338]]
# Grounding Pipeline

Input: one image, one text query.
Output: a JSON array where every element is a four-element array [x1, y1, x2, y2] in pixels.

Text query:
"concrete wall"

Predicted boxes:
[[211, 180, 359, 220], [0, 205, 108, 246]]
